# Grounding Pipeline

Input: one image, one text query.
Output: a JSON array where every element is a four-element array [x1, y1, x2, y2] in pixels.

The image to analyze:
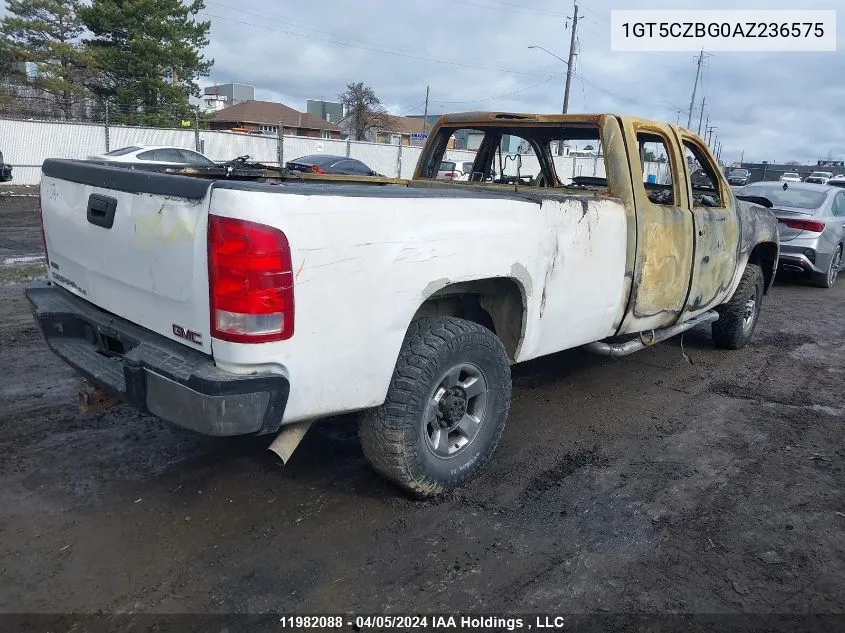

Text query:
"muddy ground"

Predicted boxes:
[[1, 192, 843, 629]]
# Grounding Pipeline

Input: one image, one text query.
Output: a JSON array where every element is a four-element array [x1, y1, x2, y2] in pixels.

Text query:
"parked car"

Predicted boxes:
[[0, 150, 12, 182], [804, 171, 834, 184], [691, 168, 712, 188], [737, 181, 845, 287], [727, 168, 751, 186], [28, 113, 778, 497], [826, 174, 845, 187], [436, 160, 476, 180], [89, 146, 217, 167], [285, 154, 380, 176], [779, 172, 802, 183]]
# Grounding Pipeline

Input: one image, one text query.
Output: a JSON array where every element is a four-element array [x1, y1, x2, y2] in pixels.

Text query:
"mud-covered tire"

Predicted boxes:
[[359, 317, 511, 498], [811, 245, 841, 288], [712, 264, 764, 350]]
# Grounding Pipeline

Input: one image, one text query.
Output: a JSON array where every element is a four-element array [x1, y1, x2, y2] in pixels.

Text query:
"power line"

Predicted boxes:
[[435, 72, 566, 105], [202, 6, 685, 116], [201, 7, 553, 78], [450, 0, 570, 18], [578, 3, 610, 26]]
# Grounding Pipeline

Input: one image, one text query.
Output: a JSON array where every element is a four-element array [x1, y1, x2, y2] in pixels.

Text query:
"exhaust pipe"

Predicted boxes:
[[781, 264, 805, 273], [267, 420, 313, 464], [584, 310, 719, 357]]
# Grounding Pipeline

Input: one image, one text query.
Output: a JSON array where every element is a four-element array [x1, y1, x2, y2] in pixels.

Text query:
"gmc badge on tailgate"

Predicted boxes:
[[172, 324, 203, 345]]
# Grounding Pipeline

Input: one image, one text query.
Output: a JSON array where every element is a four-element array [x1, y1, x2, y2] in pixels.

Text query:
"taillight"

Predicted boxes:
[[208, 215, 294, 343], [310, 164, 327, 174], [778, 218, 825, 233], [444, 172, 458, 180]]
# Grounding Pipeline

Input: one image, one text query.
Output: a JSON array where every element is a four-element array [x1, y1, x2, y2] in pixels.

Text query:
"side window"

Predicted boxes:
[[833, 192, 845, 217], [348, 160, 373, 175], [158, 149, 185, 163], [636, 132, 674, 206], [333, 160, 357, 174], [683, 141, 723, 208], [177, 150, 213, 166], [136, 150, 156, 161], [419, 124, 608, 193]]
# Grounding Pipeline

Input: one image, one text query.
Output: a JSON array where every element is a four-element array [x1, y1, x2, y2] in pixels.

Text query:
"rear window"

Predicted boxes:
[[739, 183, 827, 209], [783, 173, 799, 178], [293, 154, 342, 167], [809, 172, 831, 178], [729, 169, 749, 176], [440, 161, 456, 171], [104, 146, 142, 156]]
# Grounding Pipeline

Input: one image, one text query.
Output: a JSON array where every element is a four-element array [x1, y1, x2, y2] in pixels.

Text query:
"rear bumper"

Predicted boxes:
[[25, 281, 289, 436], [778, 242, 828, 275]]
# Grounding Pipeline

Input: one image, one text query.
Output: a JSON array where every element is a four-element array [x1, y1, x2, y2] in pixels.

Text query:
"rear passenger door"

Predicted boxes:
[[617, 121, 695, 333], [677, 133, 740, 320]]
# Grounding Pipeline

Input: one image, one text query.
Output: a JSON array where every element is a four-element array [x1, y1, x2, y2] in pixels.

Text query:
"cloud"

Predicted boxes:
[[198, 0, 844, 163], [4, 0, 839, 163]]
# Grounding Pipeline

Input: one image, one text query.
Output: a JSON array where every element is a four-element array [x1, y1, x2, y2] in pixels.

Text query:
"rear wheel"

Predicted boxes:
[[712, 264, 764, 350], [811, 245, 842, 288], [359, 317, 511, 498]]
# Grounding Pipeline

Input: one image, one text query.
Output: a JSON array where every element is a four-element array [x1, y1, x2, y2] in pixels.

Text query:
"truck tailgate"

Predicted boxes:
[[40, 160, 213, 354]]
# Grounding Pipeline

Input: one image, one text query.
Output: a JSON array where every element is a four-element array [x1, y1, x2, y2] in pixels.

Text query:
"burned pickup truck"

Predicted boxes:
[[27, 113, 778, 497]]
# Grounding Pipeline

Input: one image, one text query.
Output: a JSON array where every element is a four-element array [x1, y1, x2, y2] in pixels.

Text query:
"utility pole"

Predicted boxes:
[[706, 125, 716, 148], [422, 85, 430, 133], [687, 49, 705, 129], [697, 96, 706, 135], [553, 2, 580, 156], [562, 3, 579, 115]]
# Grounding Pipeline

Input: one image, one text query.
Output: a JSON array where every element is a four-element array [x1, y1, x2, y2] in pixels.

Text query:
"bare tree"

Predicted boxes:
[[339, 81, 387, 141]]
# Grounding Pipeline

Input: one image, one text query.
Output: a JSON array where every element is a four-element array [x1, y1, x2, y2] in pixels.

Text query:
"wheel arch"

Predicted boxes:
[[747, 241, 778, 294], [410, 277, 527, 362]]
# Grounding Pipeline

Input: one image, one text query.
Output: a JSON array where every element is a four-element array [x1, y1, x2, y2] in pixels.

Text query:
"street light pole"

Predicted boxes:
[[528, 44, 571, 155], [528, 45, 569, 114]]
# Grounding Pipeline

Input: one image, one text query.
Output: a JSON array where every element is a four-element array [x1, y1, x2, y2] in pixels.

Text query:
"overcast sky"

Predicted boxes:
[[196, 0, 843, 164]]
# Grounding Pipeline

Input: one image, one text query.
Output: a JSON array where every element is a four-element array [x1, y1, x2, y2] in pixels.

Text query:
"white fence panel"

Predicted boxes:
[[0, 117, 675, 187], [200, 131, 278, 163], [348, 141, 399, 178], [400, 146, 423, 178], [1, 119, 106, 184], [280, 135, 350, 167], [109, 125, 196, 151]]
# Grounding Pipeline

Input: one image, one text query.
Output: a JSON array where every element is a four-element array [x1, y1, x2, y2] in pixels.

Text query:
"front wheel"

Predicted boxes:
[[712, 264, 764, 350], [359, 317, 511, 498]]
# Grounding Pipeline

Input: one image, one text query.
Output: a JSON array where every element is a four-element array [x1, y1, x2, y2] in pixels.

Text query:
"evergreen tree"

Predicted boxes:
[[1, 0, 91, 119], [81, 0, 212, 126]]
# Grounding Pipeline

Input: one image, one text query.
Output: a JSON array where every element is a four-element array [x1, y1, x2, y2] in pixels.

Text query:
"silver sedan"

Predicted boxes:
[[737, 181, 845, 288]]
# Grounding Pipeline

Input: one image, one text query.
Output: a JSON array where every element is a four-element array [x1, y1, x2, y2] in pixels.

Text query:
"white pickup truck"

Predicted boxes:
[[27, 113, 779, 497]]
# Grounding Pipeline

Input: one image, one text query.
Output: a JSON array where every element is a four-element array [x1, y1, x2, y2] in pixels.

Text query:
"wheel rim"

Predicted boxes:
[[828, 247, 842, 286], [423, 363, 488, 459], [742, 296, 757, 333]]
